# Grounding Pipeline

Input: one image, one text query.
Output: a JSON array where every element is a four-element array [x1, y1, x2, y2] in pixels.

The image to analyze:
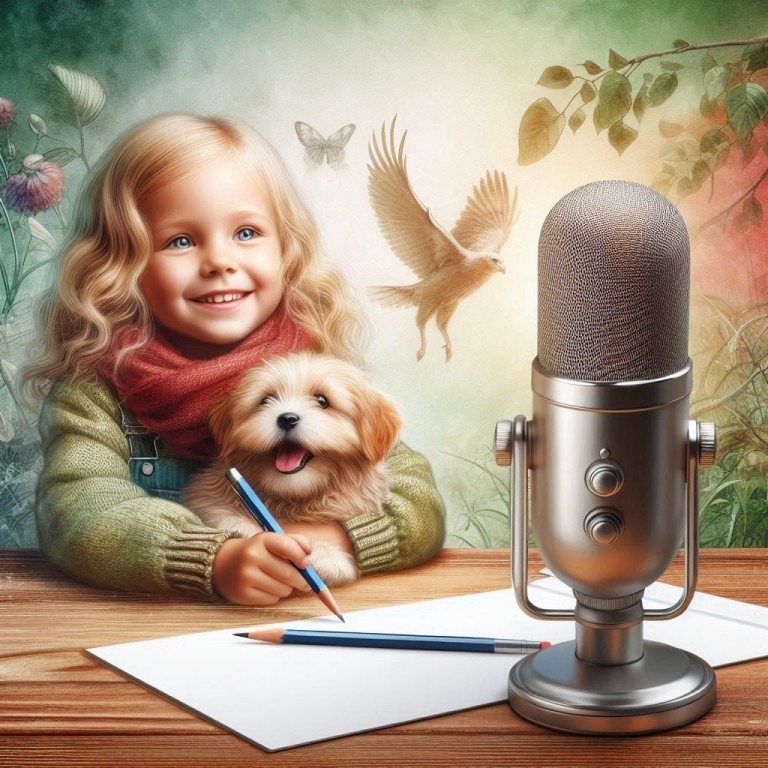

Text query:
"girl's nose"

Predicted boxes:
[[200, 242, 238, 275]]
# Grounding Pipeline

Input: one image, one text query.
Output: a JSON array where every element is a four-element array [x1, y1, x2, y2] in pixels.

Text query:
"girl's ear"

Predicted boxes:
[[357, 387, 403, 465]]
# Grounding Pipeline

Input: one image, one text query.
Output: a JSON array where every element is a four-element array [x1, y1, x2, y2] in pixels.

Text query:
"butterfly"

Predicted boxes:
[[294, 122, 356, 165]]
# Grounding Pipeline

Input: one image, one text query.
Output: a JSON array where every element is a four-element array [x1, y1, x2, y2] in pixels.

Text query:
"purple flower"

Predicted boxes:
[[0, 98, 13, 130], [2, 154, 64, 216]]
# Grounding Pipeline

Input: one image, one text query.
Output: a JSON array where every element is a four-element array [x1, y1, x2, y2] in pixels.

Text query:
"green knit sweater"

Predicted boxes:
[[36, 378, 446, 599]]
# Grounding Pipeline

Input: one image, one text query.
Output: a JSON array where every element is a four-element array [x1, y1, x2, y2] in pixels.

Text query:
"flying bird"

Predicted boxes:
[[367, 117, 518, 362]]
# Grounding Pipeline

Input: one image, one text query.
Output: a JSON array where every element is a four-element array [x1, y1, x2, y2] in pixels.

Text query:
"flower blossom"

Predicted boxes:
[[2, 154, 64, 216], [0, 98, 14, 130]]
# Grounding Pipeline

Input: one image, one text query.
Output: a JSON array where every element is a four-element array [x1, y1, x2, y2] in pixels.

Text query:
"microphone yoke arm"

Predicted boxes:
[[495, 415, 717, 623]]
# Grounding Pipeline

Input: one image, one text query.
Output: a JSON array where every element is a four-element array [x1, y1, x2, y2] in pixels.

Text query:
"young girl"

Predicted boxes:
[[21, 113, 445, 606]]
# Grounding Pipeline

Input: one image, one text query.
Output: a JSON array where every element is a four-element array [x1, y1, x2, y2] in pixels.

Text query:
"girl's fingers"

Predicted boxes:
[[241, 564, 296, 599], [257, 555, 312, 593], [261, 532, 312, 569], [240, 533, 312, 593], [289, 533, 313, 556]]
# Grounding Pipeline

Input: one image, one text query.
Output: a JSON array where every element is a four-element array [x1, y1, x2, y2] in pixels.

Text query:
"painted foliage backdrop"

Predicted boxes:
[[2, 0, 768, 548]]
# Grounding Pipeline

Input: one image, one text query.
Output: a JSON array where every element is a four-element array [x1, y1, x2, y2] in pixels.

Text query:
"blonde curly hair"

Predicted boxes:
[[20, 113, 369, 403]]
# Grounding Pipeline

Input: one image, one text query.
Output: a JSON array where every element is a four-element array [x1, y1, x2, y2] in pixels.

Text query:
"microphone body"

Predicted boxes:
[[530, 361, 690, 600], [496, 180, 717, 735]]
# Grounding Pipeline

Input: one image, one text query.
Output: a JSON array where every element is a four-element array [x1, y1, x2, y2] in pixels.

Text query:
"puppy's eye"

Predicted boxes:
[[315, 394, 329, 409], [260, 395, 276, 407]]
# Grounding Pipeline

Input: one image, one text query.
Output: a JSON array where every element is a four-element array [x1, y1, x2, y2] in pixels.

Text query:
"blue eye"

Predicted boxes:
[[168, 235, 192, 249], [236, 227, 258, 241]]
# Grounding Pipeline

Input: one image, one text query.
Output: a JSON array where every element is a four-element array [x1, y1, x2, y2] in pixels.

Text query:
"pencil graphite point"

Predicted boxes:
[[234, 627, 286, 643], [317, 586, 345, 622]]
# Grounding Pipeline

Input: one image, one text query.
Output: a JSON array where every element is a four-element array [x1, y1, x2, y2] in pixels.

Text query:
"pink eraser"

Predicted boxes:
[[541, 641, 552, 649]]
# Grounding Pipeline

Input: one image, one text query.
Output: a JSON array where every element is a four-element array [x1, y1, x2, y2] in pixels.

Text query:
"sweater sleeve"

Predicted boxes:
[[342, 442, 446, 574], [36, 379, 234, 599]]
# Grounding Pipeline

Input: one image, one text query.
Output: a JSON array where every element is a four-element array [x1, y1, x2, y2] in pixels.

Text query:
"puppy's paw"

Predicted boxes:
[[308, 541, 360, 586]]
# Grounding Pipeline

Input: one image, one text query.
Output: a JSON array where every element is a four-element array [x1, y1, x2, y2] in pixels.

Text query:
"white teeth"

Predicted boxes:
[[198, 293, 244, 304]]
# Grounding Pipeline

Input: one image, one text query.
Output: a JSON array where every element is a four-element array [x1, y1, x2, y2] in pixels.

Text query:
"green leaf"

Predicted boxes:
[[582, 60, 603, 75], [745, 45, 768, 72], [633, 81, 650, 123], [659, 120, 684, 138], [594, 70, 632, 133], [608, 119, 638, 156], [569, 108, 586, 133], [725, 82, 768, 152], [677, 176, 693, 199], [42, 146, 80, 167], [703, 65, 730, 102], [700, 128, 730, 171], [517, 98, 566, 165], [608, 48, 630, 70], [580, 81, 597, 104], [646, 71, 678, 107], [661, 142, 690, 162], [690, 159, 711, 188], [700, 93, 726, 122], [651, 167, 675, 196], [661, 61, 685, 72], [46, 63, 106, 127], [742, 44, 763, 60], [700, 53, 718, 73], [744, 196, 763, 226], [0, 410, 14, 443], [537, 65, 574, 88]]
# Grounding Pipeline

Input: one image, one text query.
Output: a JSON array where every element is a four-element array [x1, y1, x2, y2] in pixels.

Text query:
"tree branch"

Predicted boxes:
[[694, 165, 768, 238], [629, 35, 768, 65]]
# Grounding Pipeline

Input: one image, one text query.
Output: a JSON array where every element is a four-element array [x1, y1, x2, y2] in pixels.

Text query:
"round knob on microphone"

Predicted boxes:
[[585, 460, 624, 497], [584, 509, 623, 545], [698, 422, 717, 468], [494, 420, 513, 466]]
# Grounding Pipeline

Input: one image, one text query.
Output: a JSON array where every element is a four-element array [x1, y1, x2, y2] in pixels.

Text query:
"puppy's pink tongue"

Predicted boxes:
[[275, 443, 310, 474]]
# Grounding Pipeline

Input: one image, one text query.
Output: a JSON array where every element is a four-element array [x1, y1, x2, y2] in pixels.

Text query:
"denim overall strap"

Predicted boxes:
[[119, 406, 198, 502]]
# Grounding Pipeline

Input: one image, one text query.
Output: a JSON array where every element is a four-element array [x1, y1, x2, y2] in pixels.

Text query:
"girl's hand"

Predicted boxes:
[[212, 532, 313, 605]]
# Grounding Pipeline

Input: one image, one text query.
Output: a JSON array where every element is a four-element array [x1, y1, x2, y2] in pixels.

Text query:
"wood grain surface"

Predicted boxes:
[[1, 548, 767, 767]]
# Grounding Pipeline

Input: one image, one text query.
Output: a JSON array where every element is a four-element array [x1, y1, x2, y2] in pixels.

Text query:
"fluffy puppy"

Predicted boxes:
[[184, 352, 403, 586]]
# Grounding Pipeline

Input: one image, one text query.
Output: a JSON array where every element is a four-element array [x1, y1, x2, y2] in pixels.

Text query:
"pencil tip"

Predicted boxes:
[[233, 632, 249, 638], [317, 585, 345, 622]]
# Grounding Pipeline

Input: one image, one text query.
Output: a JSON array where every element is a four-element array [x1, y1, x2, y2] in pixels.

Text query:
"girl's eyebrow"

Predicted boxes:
[[229, 209, 272, 222]]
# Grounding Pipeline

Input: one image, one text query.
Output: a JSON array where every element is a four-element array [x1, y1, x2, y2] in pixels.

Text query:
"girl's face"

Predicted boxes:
[[138, 154, 284, 349]]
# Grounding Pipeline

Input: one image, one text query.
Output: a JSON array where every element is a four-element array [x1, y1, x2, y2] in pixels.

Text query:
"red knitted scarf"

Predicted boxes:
[[100, 305, 311, 461]]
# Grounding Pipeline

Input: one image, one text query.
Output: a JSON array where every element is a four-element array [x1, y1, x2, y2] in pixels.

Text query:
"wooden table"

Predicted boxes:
[[2, 548, 767, 767]]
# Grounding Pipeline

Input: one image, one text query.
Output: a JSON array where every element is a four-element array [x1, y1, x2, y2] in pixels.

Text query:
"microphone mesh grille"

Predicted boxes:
[[538, 180, 689, 382]]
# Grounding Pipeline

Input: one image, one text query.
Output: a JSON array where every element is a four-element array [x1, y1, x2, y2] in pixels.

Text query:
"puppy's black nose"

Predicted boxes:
[[277, 412, 300, 430]]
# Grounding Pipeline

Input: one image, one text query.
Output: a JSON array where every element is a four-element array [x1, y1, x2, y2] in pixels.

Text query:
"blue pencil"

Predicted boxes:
[[234, 627, 551, 654], [225, 468, 344, 622]]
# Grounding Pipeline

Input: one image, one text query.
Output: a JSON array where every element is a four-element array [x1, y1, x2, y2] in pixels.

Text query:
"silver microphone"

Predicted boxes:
[[495, 180, 718, 735]]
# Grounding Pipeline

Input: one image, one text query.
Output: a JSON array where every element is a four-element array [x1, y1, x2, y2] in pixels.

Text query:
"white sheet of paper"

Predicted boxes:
[[86, 578, 768, 751]]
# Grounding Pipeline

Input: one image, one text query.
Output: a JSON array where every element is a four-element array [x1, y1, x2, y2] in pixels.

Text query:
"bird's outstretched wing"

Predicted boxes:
[[451, 171, 518, 254], [368, 117, 461, 279]]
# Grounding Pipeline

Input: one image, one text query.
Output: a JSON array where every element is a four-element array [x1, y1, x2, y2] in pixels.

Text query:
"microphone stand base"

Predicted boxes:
[[509, 639, 716, 735]]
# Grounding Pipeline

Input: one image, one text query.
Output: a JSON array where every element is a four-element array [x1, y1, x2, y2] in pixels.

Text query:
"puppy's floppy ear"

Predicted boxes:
[[356, 387, 403, 465], [208, 391, 235, 455]]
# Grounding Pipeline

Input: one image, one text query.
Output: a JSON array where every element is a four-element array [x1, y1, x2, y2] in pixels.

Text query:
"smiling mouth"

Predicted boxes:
[[275, 442, 314, 474], [192, 292, 250, 304]]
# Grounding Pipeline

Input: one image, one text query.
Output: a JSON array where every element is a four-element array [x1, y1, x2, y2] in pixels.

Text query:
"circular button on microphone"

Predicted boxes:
[[584, 509, 623, 545], [585, 460, 623, 497]]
